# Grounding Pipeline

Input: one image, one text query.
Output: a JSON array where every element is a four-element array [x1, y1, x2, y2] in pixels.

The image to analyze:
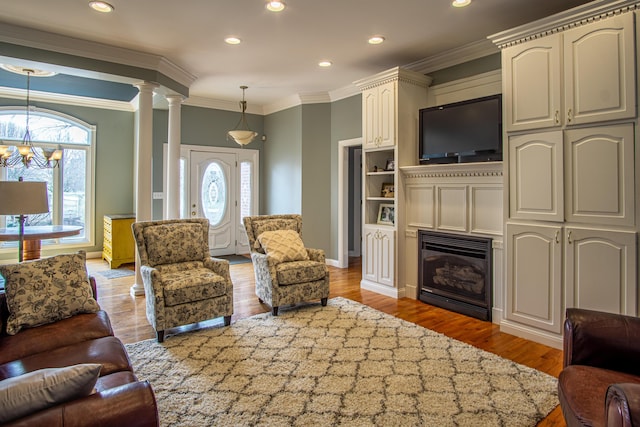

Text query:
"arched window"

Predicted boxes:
[[0, 107, 95, 251]]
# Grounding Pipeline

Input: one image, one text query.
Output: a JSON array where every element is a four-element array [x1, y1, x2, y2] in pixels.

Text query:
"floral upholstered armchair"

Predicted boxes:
[[131, 218, 233, 342], [243, 214, 329, 315]]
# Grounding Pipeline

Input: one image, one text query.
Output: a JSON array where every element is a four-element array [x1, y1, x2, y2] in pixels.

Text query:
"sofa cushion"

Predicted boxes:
[[0, 252, 100, 335], [161, 268, 228, 307], [0, 311, 113, 366], [276, 260, 326, 285], [558, 365, 640, 427], [257, 230, 310, 263], [0, 336, 131, 380], [143, 222, 207, 266], [0, 363, 101, 423]]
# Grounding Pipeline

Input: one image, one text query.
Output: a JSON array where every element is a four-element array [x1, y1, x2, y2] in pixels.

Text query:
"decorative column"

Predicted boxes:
[[165, 94, 184, 219], [131, 81, 159, 297]]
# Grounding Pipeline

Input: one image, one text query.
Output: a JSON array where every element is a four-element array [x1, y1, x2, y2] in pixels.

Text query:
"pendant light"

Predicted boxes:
[[227, 86, 258, 146]]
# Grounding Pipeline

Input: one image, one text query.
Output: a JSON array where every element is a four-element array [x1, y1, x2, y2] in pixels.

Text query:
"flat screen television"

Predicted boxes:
[[418, 94, 502, 164]]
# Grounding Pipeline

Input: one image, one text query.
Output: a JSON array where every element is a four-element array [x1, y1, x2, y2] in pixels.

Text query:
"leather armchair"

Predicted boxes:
[[559, 308, 640, 427], [242, 214, 329, 315], [131, 218, 233, 342]]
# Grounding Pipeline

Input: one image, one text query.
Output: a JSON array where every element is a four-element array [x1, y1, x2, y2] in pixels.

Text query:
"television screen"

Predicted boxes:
[[419, 94, 502, 164]]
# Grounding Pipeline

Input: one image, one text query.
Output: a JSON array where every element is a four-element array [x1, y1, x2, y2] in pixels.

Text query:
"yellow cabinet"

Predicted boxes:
[[103, 214, 135, 269]]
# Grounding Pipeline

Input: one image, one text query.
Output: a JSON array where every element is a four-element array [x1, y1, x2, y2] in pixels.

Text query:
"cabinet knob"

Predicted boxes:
[[567, 108, 572, 123], [191, 211, 196, 216]]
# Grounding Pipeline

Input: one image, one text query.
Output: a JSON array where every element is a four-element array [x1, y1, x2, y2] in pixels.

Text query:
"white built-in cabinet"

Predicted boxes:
[[491, 4, 639, 348], [362, 82, 396, 150], [354, 67, 430, 298], [503, 12, 635, 132], [362, 225, 394, 287]]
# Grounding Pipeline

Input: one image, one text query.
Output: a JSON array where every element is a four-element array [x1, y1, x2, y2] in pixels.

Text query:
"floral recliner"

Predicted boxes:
[[243, 214, 329, 315], [131, 218, 233, 342]]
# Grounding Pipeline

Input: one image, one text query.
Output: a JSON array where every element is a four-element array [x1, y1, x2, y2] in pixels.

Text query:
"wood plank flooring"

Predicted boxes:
[[87, 256, 565, 427]]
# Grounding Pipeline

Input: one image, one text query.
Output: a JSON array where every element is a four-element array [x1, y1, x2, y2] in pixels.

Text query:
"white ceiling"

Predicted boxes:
[[0, 0, 595, 108]]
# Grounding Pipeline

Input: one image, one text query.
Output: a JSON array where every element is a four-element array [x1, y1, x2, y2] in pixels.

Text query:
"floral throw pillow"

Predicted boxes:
[[0, 251, 100, 335], [257, 230, 310, 263]]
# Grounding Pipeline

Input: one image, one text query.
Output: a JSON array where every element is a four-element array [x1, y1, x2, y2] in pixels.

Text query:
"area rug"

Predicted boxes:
[[125, 297, 558, 427], [216, 254, 252, 265], [97, 268, 134, 279]]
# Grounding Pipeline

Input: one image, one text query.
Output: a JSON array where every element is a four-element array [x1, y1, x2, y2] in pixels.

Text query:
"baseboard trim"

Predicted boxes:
[[499, 319, 563, 349], [360, 280, 403, 299]]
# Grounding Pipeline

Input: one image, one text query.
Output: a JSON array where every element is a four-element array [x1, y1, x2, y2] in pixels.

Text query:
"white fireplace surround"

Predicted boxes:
[[400, 161, 504, 323]]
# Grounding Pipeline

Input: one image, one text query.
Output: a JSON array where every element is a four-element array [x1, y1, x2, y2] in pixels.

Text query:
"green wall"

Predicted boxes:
[[263, 106, 303, 215], [329, 95, 362, 259]]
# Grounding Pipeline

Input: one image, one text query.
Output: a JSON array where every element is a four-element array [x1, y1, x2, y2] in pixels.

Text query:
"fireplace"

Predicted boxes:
[[418, 230, 492, 321]]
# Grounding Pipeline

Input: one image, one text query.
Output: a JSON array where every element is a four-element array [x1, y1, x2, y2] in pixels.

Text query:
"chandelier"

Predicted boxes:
[[0, 68, 63, 168], [227, 85, 258, 146]]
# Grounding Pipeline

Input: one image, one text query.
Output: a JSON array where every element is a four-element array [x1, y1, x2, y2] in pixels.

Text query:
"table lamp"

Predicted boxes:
[[0, 179, 49, 262]]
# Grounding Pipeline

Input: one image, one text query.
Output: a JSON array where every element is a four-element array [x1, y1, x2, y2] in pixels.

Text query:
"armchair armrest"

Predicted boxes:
[[5, 380, 159, 427], [306, 248, 326, 263], [564, 308, 640, 375], [606, 383, 640, 427], [205, 257, 230, 279]]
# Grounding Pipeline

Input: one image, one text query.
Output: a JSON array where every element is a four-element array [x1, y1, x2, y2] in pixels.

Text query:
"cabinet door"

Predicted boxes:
[[378, 82, 396, 148], [362, 88, 379, 150], [506, 223, 563, 333], [564, 227, 636, 316], [509, 131, 563, 221], [376, 227, 395, 287], [564, 12, 636, 125], [565, 124, 634, 226], [503, 34, 562, 132], [362, 225, 379, 282], [362, 225, 395, 287]]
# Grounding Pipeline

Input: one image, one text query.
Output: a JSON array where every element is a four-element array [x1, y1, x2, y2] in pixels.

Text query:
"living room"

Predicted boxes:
[[1, 0, 640, 425]]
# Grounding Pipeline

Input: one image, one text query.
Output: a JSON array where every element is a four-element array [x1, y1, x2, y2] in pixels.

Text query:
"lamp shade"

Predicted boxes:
[[0, 181, 49, 215]]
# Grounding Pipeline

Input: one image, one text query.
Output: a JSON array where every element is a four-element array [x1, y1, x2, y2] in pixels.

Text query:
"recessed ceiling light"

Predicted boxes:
[[368, 36, 385, 45], [0, 64, 57, 77], [89, 1, 115, 13], [452, 0, 471, 7], [266, 1, 286, 12], [318, 60, 332, 68], [225, 37, 242, 45]]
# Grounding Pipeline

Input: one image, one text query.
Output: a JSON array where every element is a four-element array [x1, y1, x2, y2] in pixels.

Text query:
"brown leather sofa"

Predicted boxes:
[[0, 278, 159, 426], [558, 308, 640, 427]]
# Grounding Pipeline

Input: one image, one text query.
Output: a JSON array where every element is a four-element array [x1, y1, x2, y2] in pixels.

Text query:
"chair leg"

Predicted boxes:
[[321, 297, 328, 306], [156, 330, 165, 343], [224, 315, 231, 326], [272, 306, 279, 316]]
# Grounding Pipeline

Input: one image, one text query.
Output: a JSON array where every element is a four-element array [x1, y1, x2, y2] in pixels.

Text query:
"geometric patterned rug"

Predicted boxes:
[[125, 297, 558, 427]]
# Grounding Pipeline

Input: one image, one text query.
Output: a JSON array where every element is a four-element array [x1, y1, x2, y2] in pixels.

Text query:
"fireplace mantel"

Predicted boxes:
[[400, 161, 503, 181]]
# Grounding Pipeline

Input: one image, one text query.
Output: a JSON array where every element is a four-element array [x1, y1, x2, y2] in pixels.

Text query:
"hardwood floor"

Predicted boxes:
[[87, 256, 565, 426]]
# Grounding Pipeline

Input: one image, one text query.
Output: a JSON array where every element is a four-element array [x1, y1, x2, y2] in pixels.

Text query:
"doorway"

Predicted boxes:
[[164, 144, 259, 256], [338, 137, 362, 268]]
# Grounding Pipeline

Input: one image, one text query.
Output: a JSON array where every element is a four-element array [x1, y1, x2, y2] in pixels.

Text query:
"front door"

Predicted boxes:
[[189, 151, 236, 256]]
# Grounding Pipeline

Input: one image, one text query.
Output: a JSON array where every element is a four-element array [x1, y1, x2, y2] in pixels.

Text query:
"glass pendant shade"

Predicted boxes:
[[227, 86, 258, 146]]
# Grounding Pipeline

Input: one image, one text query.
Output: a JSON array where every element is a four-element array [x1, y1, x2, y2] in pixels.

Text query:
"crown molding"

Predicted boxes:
[[0, 86, 135, 112], [329, 84, 360, 102], [183, 95, 264, 114], [403, 39, 499, 75], [489, 0, 640, 48], [353, 66, 433, 91], [0, 23, 196, 89]]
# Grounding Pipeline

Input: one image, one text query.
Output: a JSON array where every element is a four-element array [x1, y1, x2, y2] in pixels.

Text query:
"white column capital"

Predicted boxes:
[[133, 81, 160, 94], [166, 94, 185, 105]]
